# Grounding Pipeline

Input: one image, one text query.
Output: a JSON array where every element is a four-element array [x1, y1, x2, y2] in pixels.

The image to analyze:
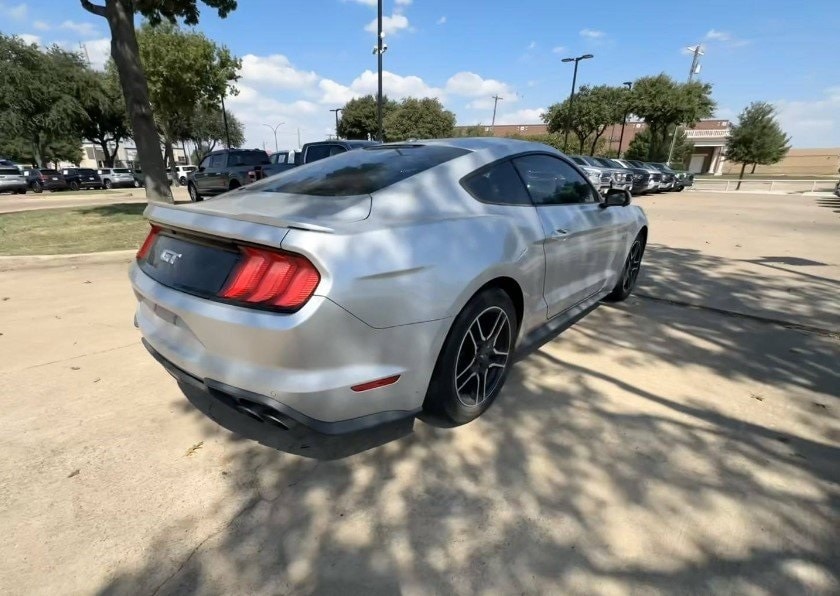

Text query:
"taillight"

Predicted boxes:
[[136, 225, 160, 260], [220, 246, 320, 310]]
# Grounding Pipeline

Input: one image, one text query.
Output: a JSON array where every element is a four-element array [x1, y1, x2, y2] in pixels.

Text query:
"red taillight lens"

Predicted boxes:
[[220, 247, 320, 310], [351, 375, 401, 392], [136, 226, 160, 260]]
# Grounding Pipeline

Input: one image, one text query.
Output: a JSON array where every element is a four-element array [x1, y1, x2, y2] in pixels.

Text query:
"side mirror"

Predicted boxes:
[[600, 188, 631, 208]]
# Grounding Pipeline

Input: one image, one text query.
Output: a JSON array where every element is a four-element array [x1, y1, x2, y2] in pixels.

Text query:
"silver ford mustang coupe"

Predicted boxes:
[[131, 138, 647, 434]]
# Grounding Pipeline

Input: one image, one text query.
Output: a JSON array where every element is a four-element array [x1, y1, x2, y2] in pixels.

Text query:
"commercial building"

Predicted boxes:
[[78, 141, 189, 169]]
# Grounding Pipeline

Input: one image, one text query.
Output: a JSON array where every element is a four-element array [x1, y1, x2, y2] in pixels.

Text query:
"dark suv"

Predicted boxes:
[[61, 167, 103, 191], [188, 149, 271, 201], [23, 168, 69, 193]]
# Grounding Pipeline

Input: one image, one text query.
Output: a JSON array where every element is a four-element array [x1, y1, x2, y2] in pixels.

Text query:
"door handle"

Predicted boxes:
[[550, 228, 569, 239]]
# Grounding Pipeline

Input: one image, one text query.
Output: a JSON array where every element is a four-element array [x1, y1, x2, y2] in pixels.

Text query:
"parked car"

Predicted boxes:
[[97, 167, 136, 189], [23, 168, 68, 193], [614, 159, 660, 194], [131, 168, 173, 188], [568, 156, 612, 192], [175, 165, 197, 186], [187, 149, 272, 201], [0, 165, 27, 194], [269, 150, 296, 166], [132, 138, 648, 433], [261, 140, 380, 179], [647, 163, 677, 191], [61, 167, 103, 191], [587, 157, 635, 193]]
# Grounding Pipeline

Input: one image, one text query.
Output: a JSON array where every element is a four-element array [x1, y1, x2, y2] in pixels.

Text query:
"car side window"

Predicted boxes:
[[329, 145, 347, 157], [513, 154, 595, 206], [208, 155, 225, 169], [461, 159, 531, 206], [199, 155, 212, 170], [305, 145, 333, 163]]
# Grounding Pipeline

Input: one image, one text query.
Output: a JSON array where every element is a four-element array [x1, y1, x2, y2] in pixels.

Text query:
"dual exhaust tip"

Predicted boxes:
[[232, 400, 292, 430]]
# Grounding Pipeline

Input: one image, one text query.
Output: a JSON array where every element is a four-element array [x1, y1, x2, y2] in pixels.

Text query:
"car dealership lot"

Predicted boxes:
[[0, 191, 837, 595]]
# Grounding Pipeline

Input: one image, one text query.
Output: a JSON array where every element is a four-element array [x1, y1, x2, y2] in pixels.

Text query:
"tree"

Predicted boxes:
[[625, 126, 694, 164], [186, 104, 245, 163], [726, 102, 791, 188], [630, 74, 715, 161], [453, 124, 493, 137], [383, 97, 456, 141], [78, 67, 131, 167], [338, 95, 397, 140], [544, 85, 626, 154], [80, 0, 237, 202], [0, 35, 87, 166], [137, 22, 240, 185]]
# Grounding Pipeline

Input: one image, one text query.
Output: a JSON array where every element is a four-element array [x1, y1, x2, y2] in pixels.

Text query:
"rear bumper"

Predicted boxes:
[[0, 181, 26, 192], [130, 263, 446, 433], [107, 179, 136, 188]]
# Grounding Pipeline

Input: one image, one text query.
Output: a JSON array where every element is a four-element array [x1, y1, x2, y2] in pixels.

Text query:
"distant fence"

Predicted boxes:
[[692, 178, 836, 193]]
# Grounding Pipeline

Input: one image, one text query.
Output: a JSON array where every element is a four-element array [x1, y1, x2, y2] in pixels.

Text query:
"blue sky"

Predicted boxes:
[[3, 0, 839, 149]]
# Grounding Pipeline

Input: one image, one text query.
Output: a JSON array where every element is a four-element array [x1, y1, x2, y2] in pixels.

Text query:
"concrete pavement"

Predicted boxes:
[[0, 191, 837, 595], [0, 186, 190, 213]]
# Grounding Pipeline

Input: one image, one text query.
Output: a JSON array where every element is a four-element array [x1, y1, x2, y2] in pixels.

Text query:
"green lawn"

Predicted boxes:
[[0, 203, 149, 256]]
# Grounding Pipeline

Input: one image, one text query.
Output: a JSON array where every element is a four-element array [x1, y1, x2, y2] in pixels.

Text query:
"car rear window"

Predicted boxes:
[[114, 168, 131, 173], [228, 151, 270, 167], [41, 169, 59, 174], [78, 169, 96, 175], [252, 145, 470, 196], [570, 157, 586, 166], [0, 167, 21, 175]]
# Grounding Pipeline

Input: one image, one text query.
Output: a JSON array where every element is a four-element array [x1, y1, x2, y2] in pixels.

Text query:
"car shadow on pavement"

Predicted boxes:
[[97, 243, 839, 596]]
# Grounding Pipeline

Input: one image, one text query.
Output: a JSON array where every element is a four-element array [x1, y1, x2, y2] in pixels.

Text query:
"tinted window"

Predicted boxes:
[[253, 145, 469, 197], [304, 145, 334, 163], [208, 154, 226, 169], [113, 168, 131, 173], [199, 155, 212, 169], [78, 169, 96, 175], [513, 155, 595, 205], [570, 157, 586, 166], [461, 160, 531, 206], [593, 158, 614, 167], [0, 167, 21, 175], [228, 150, 270, 167], [41, 169, 59, 175]]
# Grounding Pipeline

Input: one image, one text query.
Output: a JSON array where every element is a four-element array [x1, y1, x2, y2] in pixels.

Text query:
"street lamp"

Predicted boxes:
[[262, 122, 284, 153], [561, 53, 594, 150], [329, 108, 343, 138], [618, 81, 632, 158]]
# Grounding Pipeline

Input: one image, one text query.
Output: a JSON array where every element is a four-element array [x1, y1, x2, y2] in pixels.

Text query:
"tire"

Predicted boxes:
[[32, 181, 42, 194], [188, 183, 202, 202], [676, 186, 684, 192], [69, 181, 80, 191], [133, 179, 141, 188], [16, 188, 26, 194], [605, 232, 646, 302], [424, 288, 518, 425], [103, 179, 113, 189], [229, 180, 240, 191], [179, 176, 187, 186]]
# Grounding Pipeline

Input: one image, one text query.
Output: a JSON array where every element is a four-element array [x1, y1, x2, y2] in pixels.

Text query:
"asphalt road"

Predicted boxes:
[[0, 191, 838, 595]]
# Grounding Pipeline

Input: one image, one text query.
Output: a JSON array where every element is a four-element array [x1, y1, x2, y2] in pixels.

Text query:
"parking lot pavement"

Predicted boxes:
[[0, 186, 190, 213], [0, 192, 837, 595]]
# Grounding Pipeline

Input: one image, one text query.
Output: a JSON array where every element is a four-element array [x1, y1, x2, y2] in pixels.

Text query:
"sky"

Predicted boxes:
[[3, 0, 839, 150]]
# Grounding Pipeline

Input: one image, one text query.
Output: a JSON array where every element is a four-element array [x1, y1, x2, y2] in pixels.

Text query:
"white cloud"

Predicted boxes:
[[318, 69, 444, 105], [239, 54, 319, 90], [80, 38, 110, 70], [365, 13, 409, 35], [33, 20, 49, 30], [705, 29, 731, 41], [773, 86, 840, 147], [437, 16, 446, 25], [59, 20, 98, 37], [445, 71, 515, 99], [495, 108, 546, 125], [318, 78, 357, 105], [580, 28, 605, 39], [18, 33, 40, 45], [552, 46, 567, 54], [2, 2, 27, 19]]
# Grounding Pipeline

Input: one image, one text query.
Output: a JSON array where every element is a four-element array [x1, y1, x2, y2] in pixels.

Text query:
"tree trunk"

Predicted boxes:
[[750, 163, 757, 174], [164, 139, 179, 187], [32, 136, 43, 168], [100, 0, 172, 202], [577, 134, 586, 154], [590, 127, 606, 155], [736, 162, 747, 190], [97, 140, 110, 167], [108, 139, 120, 167]]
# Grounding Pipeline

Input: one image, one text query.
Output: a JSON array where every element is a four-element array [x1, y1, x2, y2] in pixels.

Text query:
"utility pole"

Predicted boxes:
[[373, 0, 387, 141], [490, 95, 503, 132], [666, 44, 704, 165], [618, 81, 632, 157], [330, 108, 342, 138], [561, 54, 594, 150], [79, 42, 91, 66]]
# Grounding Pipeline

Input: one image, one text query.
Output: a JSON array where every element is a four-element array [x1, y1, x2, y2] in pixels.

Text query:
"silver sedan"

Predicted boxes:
[[130, 138, 648, 433]]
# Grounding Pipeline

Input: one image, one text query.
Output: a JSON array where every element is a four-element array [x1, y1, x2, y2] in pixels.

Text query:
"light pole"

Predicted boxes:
[[262, 122, 284, 153], [561, 54, 594, 150], [372, 0, 387, 141], [220, 95, 231, 148], [330, 108, 342, 138], [666, 44, 704, 165], [618, 81, 632, 157]]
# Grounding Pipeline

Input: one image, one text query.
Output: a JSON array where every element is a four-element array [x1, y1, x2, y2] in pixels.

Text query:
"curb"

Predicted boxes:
[[0, 249, 135, 272]]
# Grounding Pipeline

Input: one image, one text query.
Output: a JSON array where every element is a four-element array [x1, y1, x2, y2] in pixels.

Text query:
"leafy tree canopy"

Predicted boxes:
[[544, 85, 627, 154], [726, 101, 790, 169], [186, 104, 245, 163], [625, 126, 694, 165], [78, 66, 132, 167], [337, 95, 398, 140], [383, 97, 456, 141]]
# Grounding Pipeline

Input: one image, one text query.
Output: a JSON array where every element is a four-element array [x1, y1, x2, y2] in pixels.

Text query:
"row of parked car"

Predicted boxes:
[[0, 160, 200, 195], [569, 156, 694, 195]]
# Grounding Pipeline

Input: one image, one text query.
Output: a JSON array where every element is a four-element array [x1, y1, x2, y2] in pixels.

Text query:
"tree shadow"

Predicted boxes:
[[98, 237, 840, 595], [78, 203, 147, 217]]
